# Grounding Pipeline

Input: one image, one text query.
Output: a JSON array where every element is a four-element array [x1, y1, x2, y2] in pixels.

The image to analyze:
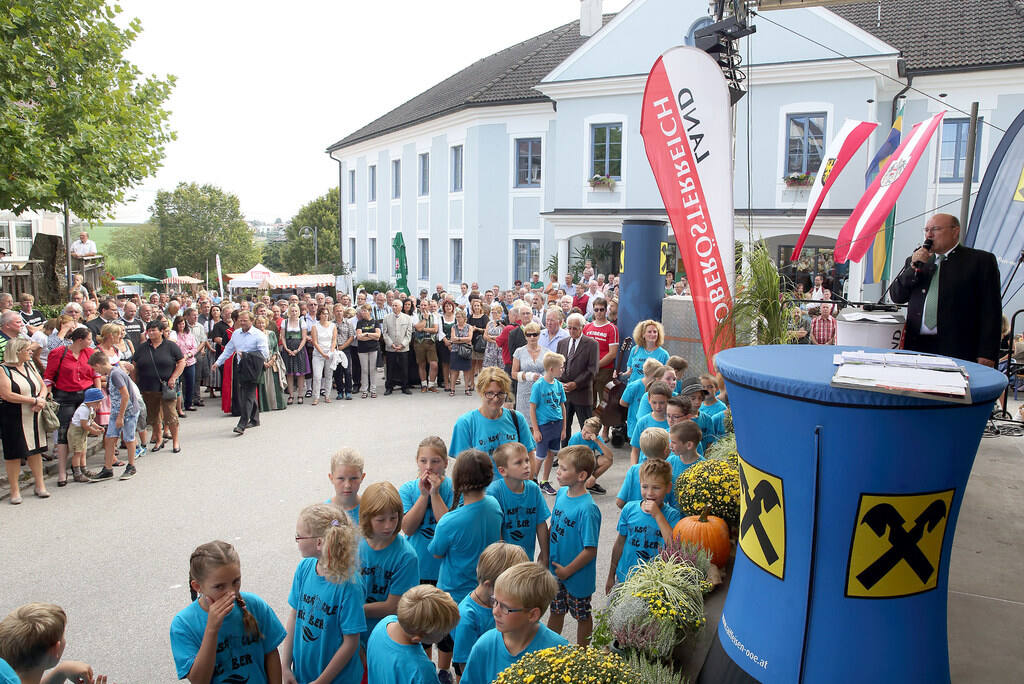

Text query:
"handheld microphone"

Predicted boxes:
[[912, 238, 934, 272]]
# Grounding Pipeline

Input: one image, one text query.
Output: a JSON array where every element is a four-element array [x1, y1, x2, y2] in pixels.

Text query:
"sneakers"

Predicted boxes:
[[135, 445, 147, 459], [587, 482, 607, 495], [540, 481, 557, 496], [89, 468, 114, 482], [438, 670, 454, 684], [72, 471, 91, 483], [120, 464, 137, 480], [336, 393, 345, 400]]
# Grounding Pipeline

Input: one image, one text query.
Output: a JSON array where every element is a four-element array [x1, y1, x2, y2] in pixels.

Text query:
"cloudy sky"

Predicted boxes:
[[112, 0, 632, 224]]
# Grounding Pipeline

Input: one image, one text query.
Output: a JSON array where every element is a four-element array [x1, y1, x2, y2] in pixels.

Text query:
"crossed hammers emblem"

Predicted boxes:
[[739, 466, 781, 565], [856, 499, 948, 590]]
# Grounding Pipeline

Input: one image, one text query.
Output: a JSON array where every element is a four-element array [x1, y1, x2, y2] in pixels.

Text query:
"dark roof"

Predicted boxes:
[[327, 15, 614, 152], [830, 0, 1024, 73]]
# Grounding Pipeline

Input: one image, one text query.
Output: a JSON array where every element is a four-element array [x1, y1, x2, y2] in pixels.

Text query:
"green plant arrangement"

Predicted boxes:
[[354, 279, 393, 294], [712, 241, 794, 349], [720, 408, 733, 434], [675, 459, 741, 528], [624, 651, 689, 684], [783, 173, 814, 187], [589, 174, 617, 190], [705, 433, 738, 468], [493, 645, 640, 683]]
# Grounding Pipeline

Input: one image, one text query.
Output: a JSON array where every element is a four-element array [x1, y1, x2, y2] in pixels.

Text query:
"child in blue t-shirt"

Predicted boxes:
[[634, 365, 677, 424], [547, 445, 602, 646], [529, 352, 566, 495], [461, 563, 568, 684], [619, 357, 662, 441], [566, 416, 613, 493], [617, 427, 675, 508], [328, 447, 365, 524], [607, 460, 683, 590], [486, 442, 550, 563], [358, 482, 420, 645], [452, 543, 529, 676], [428, 449, 503, 604], [170, 540, 286, 684], [2, 602, 111, 684], [630, 380, 672, 464], [699, 374, 728, 418], [283, 504, 366, 684], [366, 585, 461, 684]]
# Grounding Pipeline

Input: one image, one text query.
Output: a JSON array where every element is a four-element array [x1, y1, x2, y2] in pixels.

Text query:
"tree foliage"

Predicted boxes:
[[144, 182, 259, 275], [0, 0, 175, 218], [282, 187, 340, 273]]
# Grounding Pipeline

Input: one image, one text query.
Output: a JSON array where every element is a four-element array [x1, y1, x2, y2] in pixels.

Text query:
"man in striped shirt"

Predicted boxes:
[[810, 302, 837, 345]]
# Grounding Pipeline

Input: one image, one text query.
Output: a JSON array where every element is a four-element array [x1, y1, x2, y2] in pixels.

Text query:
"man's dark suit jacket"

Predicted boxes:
[[890, 244, 1001, 364], [556, 335, 599, 406]]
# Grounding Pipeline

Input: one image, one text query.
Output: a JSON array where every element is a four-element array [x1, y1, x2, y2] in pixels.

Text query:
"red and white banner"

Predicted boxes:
[[791, 119, 877, 260], [834, 111, 945, 263], [641, 47, 735, 366]]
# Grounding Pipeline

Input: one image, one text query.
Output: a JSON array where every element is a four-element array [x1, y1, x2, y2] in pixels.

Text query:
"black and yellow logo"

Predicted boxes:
[[1014, 165, 1024, 203], [820, 158, 836, 185], [737, 456, 785, 580], [846, 489, 954, 599]]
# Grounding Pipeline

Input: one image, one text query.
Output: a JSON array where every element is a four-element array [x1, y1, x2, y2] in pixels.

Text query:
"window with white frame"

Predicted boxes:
[[349, 238, 356, 270], [786, 113, 827, 175], [591, 123, 622, 179], [451, 145, 463, 192], [348, 169, 356, 204], [0, 220, 33, 258], [450, 238, 463, 283], [368, 238, 377, 274], [419, 153, 430, 196], [513, 240, 540, 283], [516, 138, 542, 187], [939, 118, 983, 183], [392, 159, 401, 199], [368, 165, 376, 202], [419, 238, 429, 279]]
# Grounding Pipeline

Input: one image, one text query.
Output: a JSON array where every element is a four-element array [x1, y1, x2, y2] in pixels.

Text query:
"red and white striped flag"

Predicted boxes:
[[834, 111, 945, 263], [791, 119, 877, 260]]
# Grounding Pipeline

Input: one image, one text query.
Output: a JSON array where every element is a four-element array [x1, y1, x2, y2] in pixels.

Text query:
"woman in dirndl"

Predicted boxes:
[[281, 304, 310, 404], [254, 315, 286, 411]]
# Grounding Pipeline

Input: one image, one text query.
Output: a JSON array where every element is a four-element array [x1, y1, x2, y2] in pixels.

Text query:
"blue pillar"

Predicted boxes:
[[619, 220, 666, 344]]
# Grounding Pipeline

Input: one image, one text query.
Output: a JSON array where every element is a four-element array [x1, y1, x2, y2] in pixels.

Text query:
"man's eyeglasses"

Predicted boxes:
[[593, 307, 606, 312], [483, 391, 507, 400], [490, 597, 525, 615]]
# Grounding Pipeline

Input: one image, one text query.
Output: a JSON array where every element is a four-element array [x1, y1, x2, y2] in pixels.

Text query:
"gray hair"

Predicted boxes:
[[546, 306, 564, 322], [559, 295, 573, 306], [63, 302, 83, 315], [3, 336, 33, 363], [567, 313, 586, 328], [0, 310, 20, 328]]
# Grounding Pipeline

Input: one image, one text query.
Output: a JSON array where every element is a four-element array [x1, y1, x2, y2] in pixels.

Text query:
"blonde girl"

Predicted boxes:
[[170, 540, 286, 684], [328, 448, 365, 524], [282, 504, 364, 684]]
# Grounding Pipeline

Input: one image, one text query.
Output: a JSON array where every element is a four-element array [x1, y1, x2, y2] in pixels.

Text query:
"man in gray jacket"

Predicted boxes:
[[382, 303, 413, 395]]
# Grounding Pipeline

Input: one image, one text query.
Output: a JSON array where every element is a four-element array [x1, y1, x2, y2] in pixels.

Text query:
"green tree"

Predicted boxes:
[[282, 187, 340, 273], [260, 238, 286, 272], [147, 182, 259, 275], [0, 0, 175, 218]]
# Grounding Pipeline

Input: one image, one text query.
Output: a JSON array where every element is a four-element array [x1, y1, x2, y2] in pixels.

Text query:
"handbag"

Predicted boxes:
[[148, 345, 178, 401], [455, 343, 473, 360], [473, 334, 487, 354], [41, 399, 60, 432]]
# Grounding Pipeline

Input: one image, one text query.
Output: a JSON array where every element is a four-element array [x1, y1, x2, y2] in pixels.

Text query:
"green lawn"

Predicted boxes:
[[83, 222, 148, 253]]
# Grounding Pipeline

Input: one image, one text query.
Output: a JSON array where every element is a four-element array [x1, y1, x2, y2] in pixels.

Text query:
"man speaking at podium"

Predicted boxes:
[[890, 213, 1001, 367]]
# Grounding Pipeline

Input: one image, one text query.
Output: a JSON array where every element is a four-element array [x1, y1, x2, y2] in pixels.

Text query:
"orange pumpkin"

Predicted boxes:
[[673, 504, 731, 567]]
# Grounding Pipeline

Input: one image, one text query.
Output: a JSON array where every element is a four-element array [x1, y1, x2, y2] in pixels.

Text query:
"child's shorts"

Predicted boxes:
[[535, 419, 563, 460], [105, 410, 140, 441], [550, 582, 592, 620], [66, 425, 89, 453]]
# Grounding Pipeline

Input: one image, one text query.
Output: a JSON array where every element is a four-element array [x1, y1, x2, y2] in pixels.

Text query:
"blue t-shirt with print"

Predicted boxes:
[[358, 535, 419, 642], [462, 626, 568, 684], [622, 379, 646, 439], [449, 408, 537, 479], [625, 345, 669, 383], [453, 593, 494, 664], [366, 616, 440, 684], [529, 377, 566, 425], [287, 557, 367, 684], [398, 477, 454, 581], [170, 591, 286, 683], [549, 487, 602, 598], [427, 495, 503, 603], [630, 413, 669, 447], [615, 500, 682, 582], [617, 455, 696, 510], [485, 477, 550, 560]]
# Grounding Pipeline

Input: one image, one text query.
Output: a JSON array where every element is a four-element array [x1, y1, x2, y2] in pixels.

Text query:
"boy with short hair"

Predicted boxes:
[[629, 381, 671, 464], [0, 602, 107, 684], [699, 374, 728, 418], [547, 445, 602, 645], [452, 543, 530, 678], [619, 358, 661, 443], [461, 563, 567, 684], [607, 459, 682, 592], [566, 416, 613, 494], [88, 351, 140, 482], [529, 352, 566, 495], [679, 376, 723, 454], [670, 420, 703, 470], [666, 395, 690, 426], [65, 387, 104, 483], [486, 443, 550, 563], [617, 427, 673, 509], [366, 585, 461, 684]]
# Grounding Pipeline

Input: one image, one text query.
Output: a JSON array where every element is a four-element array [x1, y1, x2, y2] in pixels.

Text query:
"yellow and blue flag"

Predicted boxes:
[[862, 102, 904, 284]]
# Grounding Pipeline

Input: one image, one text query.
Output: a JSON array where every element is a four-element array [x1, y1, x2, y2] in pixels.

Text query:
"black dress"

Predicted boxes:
[[0, 364, 47, 460]]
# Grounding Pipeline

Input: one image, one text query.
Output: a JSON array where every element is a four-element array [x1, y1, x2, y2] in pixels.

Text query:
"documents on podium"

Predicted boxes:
[[831, 351, 970, 403]]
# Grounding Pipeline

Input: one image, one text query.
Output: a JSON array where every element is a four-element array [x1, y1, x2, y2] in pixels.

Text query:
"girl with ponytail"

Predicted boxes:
[[170, 540, 286, 683], [281, 503, 365, 684]]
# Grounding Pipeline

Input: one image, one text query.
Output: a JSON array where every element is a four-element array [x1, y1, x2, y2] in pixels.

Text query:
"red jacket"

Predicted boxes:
[[44, 346, 98, 392]]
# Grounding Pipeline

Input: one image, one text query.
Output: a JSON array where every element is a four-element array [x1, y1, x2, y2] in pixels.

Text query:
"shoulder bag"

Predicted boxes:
[[148, 344, 178, 401]]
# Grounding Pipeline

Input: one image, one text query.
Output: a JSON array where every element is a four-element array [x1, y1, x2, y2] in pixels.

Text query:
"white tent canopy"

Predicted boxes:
[[226, 263, 279, 289], [261, 274, 335, 290]]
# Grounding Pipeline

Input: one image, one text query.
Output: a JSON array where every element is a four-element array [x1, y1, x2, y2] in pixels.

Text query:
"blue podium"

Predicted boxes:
[[700, 345, 1006, 683]]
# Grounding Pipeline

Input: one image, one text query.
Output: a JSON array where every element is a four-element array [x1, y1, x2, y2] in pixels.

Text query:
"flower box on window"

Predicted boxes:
[[783, 173, 814, 187], [589, 174, 617, 190]]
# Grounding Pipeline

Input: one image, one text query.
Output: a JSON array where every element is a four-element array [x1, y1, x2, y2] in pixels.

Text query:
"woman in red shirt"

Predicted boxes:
[[43, 327, 101, 486]]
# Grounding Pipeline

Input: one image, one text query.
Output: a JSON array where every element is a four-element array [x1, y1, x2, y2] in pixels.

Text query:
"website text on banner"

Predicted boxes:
[[641, 46, 735, 368], [834, 111, 945, 264]]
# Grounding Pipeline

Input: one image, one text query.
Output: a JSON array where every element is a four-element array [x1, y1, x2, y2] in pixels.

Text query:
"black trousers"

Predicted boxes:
[[350, 349, 362, 391], [562, 401, 593, 447], [386, 350, 409, 389], [235, 381, 260, 429], [333, 349, 353, 394]]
